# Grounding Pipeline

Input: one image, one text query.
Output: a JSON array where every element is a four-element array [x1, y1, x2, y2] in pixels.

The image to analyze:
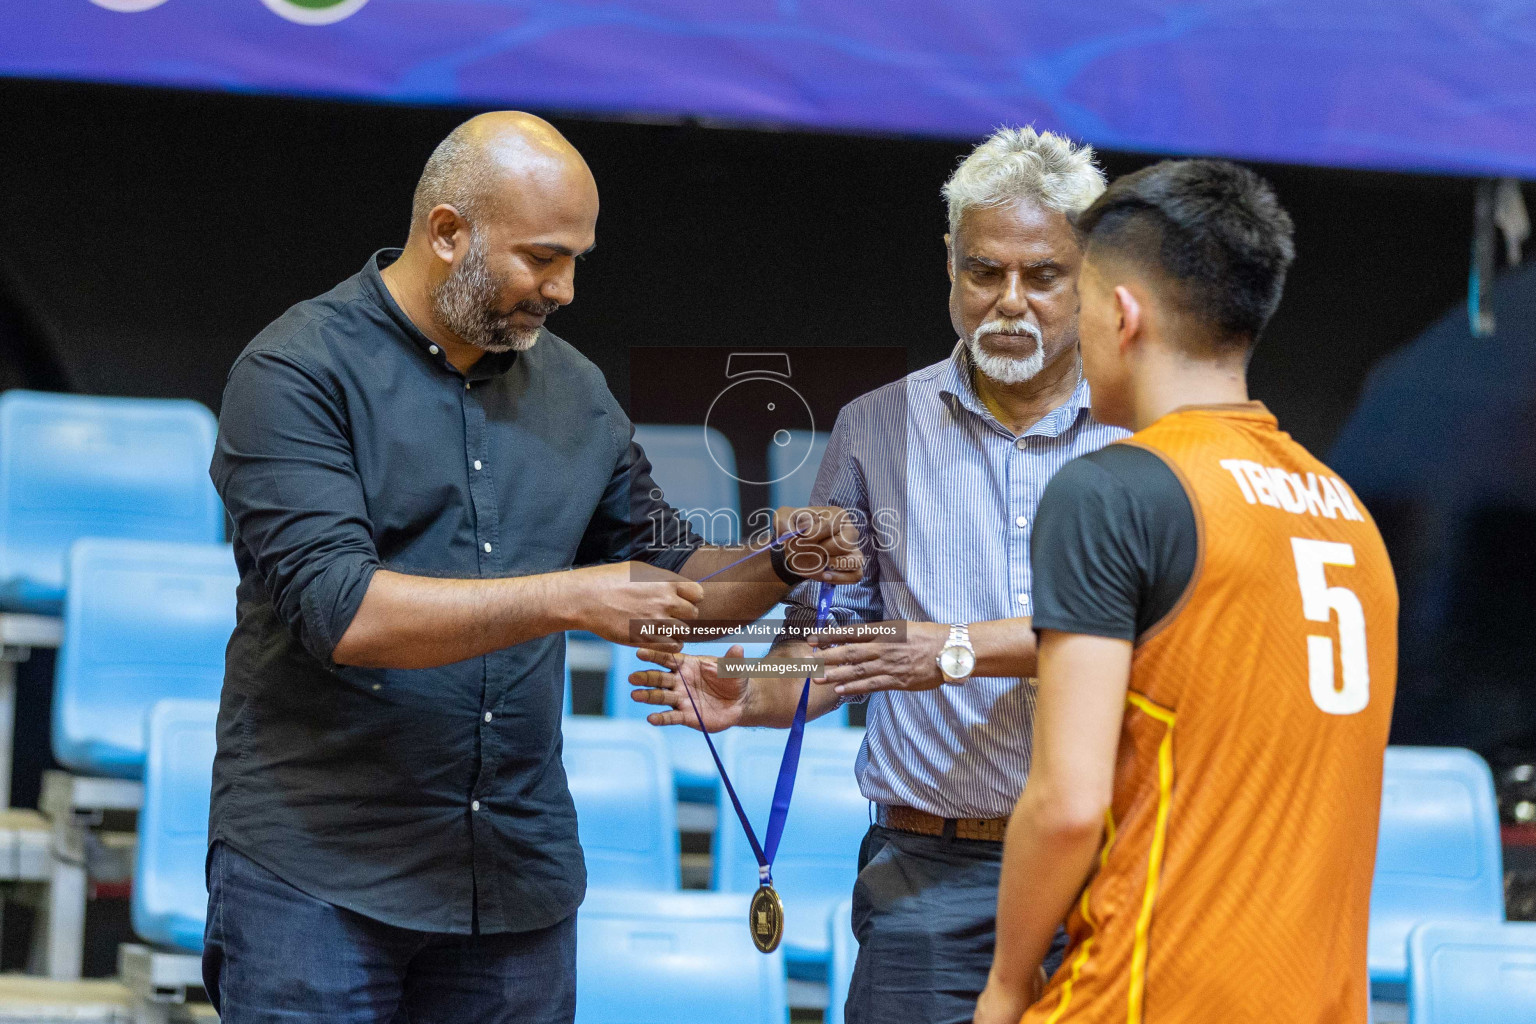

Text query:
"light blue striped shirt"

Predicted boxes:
[[786, 343, 1128, 818]]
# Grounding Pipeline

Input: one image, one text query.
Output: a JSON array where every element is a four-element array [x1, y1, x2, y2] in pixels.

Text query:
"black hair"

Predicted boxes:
[[1075, 159, 1295, 349]]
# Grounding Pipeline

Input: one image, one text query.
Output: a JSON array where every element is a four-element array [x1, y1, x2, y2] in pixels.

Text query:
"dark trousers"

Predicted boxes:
[[844, 825, 1068, 1024], [203, 841, 576, 1024]]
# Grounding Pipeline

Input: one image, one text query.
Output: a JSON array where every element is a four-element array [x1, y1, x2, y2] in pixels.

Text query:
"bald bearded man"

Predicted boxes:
[[204, 113, 859, 1024]]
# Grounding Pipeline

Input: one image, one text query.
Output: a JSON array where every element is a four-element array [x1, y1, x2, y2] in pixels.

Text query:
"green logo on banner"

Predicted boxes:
[[261, 0, 370, 24]]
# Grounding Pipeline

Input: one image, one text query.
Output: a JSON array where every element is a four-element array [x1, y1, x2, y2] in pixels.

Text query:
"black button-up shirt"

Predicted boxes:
[[209, 250, 701, 934]]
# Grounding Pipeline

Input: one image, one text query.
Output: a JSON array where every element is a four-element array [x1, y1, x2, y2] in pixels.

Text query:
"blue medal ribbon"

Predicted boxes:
[[676, 579, 834, 887]]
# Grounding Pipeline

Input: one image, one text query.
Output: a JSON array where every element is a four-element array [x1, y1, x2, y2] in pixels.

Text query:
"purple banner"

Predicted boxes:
[[3, 1, 1533, 177]]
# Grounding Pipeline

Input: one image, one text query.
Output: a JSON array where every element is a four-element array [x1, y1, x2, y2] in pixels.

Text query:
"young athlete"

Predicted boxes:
[[974, 160, 1398, 1024]]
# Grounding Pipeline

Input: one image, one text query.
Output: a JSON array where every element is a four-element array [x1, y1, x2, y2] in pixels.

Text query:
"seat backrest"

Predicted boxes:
[[767, 431, 831, 511], [712, 727, 867, 908], [606, 639, 848, 728], [1370, 747, 1505, 986], [561, 717, 679, 890], [133, 698, 218, 953], [577, 889, 787, 1024], [633, 425, 741, 545], [564, 653, 573, 716], [1407, 921, 1536, 1024], [828, 897, 856, 1024], [54, 539, 238, 779], [0, 391, 222, 610]]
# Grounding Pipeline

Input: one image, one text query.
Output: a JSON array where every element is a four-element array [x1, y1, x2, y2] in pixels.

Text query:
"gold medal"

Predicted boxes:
[[748, 884, 785, 954]]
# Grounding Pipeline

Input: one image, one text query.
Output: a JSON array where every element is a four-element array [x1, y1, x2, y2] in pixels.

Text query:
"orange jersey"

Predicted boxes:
[[1024, 404, 1398, 1024]]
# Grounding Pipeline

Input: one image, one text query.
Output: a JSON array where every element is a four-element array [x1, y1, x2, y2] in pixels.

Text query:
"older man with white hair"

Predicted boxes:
[[630, 127, 1128, 1023]]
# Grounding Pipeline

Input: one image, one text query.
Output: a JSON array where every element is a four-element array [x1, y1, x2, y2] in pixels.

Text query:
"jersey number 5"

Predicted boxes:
[[1290, 538, 1370, 715]]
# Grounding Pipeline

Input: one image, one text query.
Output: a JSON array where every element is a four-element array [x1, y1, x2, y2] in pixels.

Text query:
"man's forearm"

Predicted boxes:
[[332, 569, 573, 669], [680, 546, 789, 628], [989, 784, 1105, 995], [679, 504, 863, 627], [733, 633, 845, 727], [987, 632, 1130, 1012], [970, 616, 1039, 678]]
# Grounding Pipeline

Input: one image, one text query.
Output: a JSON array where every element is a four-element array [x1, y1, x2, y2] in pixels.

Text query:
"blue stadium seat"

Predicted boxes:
[[577, 888, 787, 1024], [133, 699, 218, 953], [1407, 920, 1536, 1024], [53, 539, 237, 779], [767, 431, 831, 510], [713, 727, 866, 970], [0, 390, 222, 612], [633, 424, 741, 545], [561, 717, 679, 890], [1370, 747, 1505, 996], [828, 897, 856, 1024], [606, 639, 850, 801]]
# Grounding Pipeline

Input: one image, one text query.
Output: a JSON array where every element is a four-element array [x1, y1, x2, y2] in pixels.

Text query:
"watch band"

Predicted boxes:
[[768, 542, 805, 586], [938, 622, 976, 682]]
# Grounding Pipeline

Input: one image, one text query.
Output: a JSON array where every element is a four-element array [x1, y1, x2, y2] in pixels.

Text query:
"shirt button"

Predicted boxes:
[[484, 712, 493, 723], [471, 800, 481, 812], [473, 460, 483, 471], [429, 345, 439, 355], [1014, 437, 1027, 450], [465, 382, 471, 390], [483, 542, 492, 553], [1017, 592, 1028, 605], [1015, 515, 1027, 528]]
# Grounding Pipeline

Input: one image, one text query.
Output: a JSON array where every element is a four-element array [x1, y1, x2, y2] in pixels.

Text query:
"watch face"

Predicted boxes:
[[940, 645, 975, 679]]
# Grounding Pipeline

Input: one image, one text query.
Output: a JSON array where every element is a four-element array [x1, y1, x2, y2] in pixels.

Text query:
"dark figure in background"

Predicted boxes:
[[204, 111, 860, 1024]]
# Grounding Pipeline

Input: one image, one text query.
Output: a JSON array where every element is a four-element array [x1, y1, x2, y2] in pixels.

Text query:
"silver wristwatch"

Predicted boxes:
[[936, 623, 976, 683]]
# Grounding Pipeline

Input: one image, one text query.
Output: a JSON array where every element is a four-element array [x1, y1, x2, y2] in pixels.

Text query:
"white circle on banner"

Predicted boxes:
[[89, 0, 171, 11], [260, 0, 371, 25]]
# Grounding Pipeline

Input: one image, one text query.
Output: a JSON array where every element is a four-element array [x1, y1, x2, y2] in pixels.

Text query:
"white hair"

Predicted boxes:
[[942, 126, 1106, 237]]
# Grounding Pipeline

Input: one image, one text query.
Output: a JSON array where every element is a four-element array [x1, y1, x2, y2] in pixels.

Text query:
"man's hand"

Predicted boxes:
[[628, 646, 750, 732], [562, 562, 704, 652], [807, 620, 948, 697], [772, 506, 864, 584], [972, 967, 1046, 1024]]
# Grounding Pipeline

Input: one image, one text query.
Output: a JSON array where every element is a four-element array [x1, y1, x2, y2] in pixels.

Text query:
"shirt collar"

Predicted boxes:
[[362, 248, 521, 381], [937, 340, 990, 419], [938, 340, 1092, 439]]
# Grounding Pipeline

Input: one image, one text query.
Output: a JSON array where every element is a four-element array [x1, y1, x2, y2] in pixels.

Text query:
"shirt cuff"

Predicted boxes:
[[631, 535, 703, 575], [299, 555, 381, 664]]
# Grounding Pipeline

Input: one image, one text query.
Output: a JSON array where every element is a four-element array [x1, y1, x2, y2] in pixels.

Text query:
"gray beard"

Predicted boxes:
[[430, 235, 541, 354], [966, 319, 1044, 384]]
